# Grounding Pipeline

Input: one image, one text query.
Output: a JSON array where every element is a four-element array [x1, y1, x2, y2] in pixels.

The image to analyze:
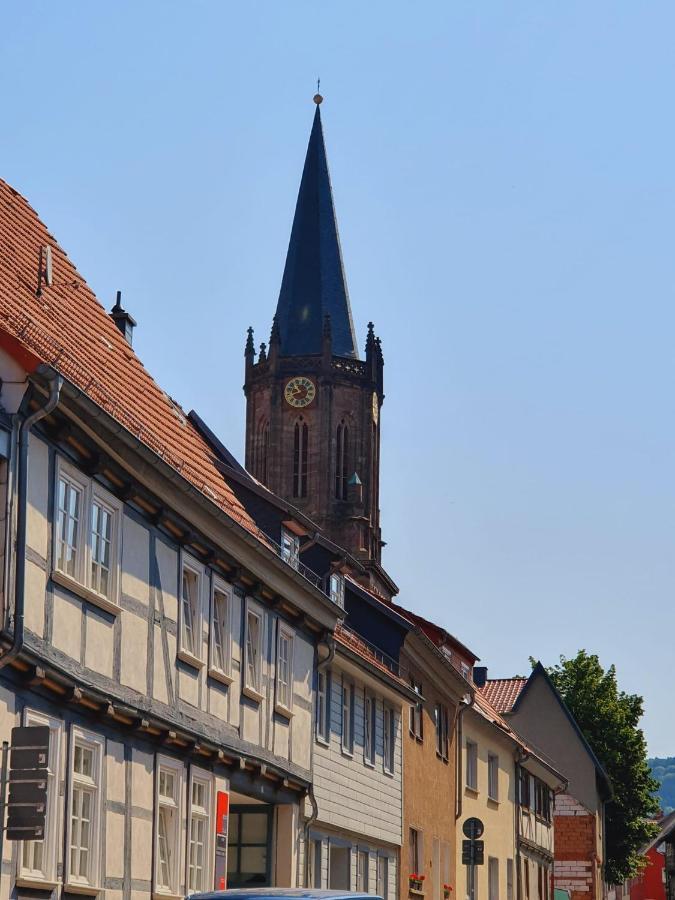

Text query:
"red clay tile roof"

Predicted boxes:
[[0, 178, 259, 538], [481, 677, 528, 713]]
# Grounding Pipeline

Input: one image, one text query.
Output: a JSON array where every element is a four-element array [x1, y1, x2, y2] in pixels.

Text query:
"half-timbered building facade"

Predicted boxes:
[[0, 176, 346, 899]]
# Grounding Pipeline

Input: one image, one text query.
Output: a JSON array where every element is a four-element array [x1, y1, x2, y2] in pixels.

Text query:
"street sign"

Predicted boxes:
[[6, 726, 50, 841], [462, 839, 485, 866], [463, 817, 484, 840]]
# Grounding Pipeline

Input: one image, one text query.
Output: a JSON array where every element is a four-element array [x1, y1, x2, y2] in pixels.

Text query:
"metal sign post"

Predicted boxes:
[[463, 818, 485, 900]]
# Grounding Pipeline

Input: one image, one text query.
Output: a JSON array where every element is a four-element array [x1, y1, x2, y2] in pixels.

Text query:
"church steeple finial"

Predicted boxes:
[[272, 99, 358, 359]]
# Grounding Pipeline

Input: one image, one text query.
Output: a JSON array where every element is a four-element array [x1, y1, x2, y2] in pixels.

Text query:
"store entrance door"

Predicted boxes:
[[227, 803, 273, 888]]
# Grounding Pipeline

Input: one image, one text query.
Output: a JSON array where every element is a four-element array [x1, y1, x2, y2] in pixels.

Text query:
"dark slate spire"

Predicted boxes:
[[274, 100, 358, 359]]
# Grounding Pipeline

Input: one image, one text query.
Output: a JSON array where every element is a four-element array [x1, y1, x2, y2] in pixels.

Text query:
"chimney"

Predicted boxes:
[[110, 291, 137, 346], [472, 666, 488, 688]]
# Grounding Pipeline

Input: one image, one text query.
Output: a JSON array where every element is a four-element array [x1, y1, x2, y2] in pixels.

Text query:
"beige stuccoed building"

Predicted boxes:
[[0, 177, 349, 898], [457, 678, 566, 900]]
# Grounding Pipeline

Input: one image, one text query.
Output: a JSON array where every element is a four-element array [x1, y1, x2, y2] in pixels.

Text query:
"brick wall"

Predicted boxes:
[[554, 794, 597, 900]]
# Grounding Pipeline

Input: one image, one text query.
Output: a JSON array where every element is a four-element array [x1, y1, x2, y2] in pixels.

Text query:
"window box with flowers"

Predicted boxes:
[[444, 885, 453, 899], [409, 874, 426, 893]]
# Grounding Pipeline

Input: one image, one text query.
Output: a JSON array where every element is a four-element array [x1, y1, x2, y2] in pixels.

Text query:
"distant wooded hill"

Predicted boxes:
[[649, 758, 675, 814]]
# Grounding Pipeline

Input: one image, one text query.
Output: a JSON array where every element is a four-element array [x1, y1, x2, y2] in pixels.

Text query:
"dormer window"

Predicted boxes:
[[280, 528, 299, 570], [329, 573, 345, 608]]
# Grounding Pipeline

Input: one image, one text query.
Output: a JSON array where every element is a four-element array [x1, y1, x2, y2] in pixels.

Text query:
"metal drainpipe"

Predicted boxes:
[[0, 375, 62, 671], [455, 694, 474, 821], [303, 632, 335, 887]]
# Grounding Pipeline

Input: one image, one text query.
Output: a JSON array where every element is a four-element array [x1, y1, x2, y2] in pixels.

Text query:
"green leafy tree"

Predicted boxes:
[[541, 651, 659, 884]]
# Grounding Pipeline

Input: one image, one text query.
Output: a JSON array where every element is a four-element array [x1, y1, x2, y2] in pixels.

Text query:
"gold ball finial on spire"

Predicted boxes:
[[314, 77, 322, 104]]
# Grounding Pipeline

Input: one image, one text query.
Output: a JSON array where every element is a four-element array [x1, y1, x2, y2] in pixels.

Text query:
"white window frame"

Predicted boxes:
[[243, 600, 264, 701], [186, 767, 213, 895], [275, 622, 295, 716], [383, 705, 395, 775], [280, 528, 299, 570], [329, 572, 345, 608], [357, 848, 369, 892], [488, 753, 499, 802], [377, 855, 390, 900], [316, 669, 330, 744], [66, 726, 104, 891], [341, 678, 354, 755], [208, 575, 233, 683], [364, 691, 376, 767], [17, 710, 63, 887], [466, 740, 478, 791], [178, 554, 205, 667], [154, 754, 184, 897], [53, 457, 122, 614]]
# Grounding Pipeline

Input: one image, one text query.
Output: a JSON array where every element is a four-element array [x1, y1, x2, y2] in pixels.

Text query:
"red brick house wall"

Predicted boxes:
[[554, 794, 599, 900]]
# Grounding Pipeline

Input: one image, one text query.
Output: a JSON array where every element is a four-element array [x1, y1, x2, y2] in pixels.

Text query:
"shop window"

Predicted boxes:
[[228, 807, 271, 888], [507, 860, 514, 900], [309, 839, 323, 888], [154, 756, 184, 895]]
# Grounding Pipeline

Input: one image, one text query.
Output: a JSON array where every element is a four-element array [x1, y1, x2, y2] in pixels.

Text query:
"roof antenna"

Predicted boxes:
[[314, 78, 323, 105], [36, 245, 53, 297]]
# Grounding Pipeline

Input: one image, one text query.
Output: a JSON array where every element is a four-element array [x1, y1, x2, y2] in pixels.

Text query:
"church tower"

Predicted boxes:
[[244, 96, 393, 598]]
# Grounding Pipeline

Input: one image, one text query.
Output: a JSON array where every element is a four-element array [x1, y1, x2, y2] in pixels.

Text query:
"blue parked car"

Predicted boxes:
[[188, 890, 380, 900]]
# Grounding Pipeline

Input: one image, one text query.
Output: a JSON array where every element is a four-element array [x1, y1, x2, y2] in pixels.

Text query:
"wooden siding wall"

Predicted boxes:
[[312, 661, 403, 846]]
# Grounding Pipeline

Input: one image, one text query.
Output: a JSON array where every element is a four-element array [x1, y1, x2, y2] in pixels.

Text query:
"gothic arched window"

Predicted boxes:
[[255, 419, 269, 485], [293, 418, 308, 498], [335, 420, 349, 500]]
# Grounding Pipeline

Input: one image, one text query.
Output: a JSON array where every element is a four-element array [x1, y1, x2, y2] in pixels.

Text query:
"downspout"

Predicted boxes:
[[303, 632, 335, 887], [455, 695, 474, 821], [0, 375, 62, 671]]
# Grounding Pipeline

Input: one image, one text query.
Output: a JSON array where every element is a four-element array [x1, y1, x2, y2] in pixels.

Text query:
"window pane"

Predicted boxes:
[[241, 846, 267, 874], [241, 812, 268, 844], [246, 612, 261, 691], [57, 478, 80, 576], [182, 569, 200, 656], [91, 501, 112, 597]]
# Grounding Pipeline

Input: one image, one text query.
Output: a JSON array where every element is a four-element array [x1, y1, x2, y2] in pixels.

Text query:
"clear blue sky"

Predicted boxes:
[[3, 2, 674, 755]]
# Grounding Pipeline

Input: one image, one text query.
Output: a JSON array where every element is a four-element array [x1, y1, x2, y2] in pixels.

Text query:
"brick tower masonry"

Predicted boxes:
[[243, 98, 396, 600]]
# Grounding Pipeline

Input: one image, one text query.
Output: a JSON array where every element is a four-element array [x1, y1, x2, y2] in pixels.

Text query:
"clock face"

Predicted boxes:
[[372, 391, 379, 424], [284, 376, 316, 408]]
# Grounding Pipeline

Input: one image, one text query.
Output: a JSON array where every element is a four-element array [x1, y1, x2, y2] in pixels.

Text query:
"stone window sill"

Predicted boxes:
[[16, 876, 60, 891], [63, 881, 101, 896]]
